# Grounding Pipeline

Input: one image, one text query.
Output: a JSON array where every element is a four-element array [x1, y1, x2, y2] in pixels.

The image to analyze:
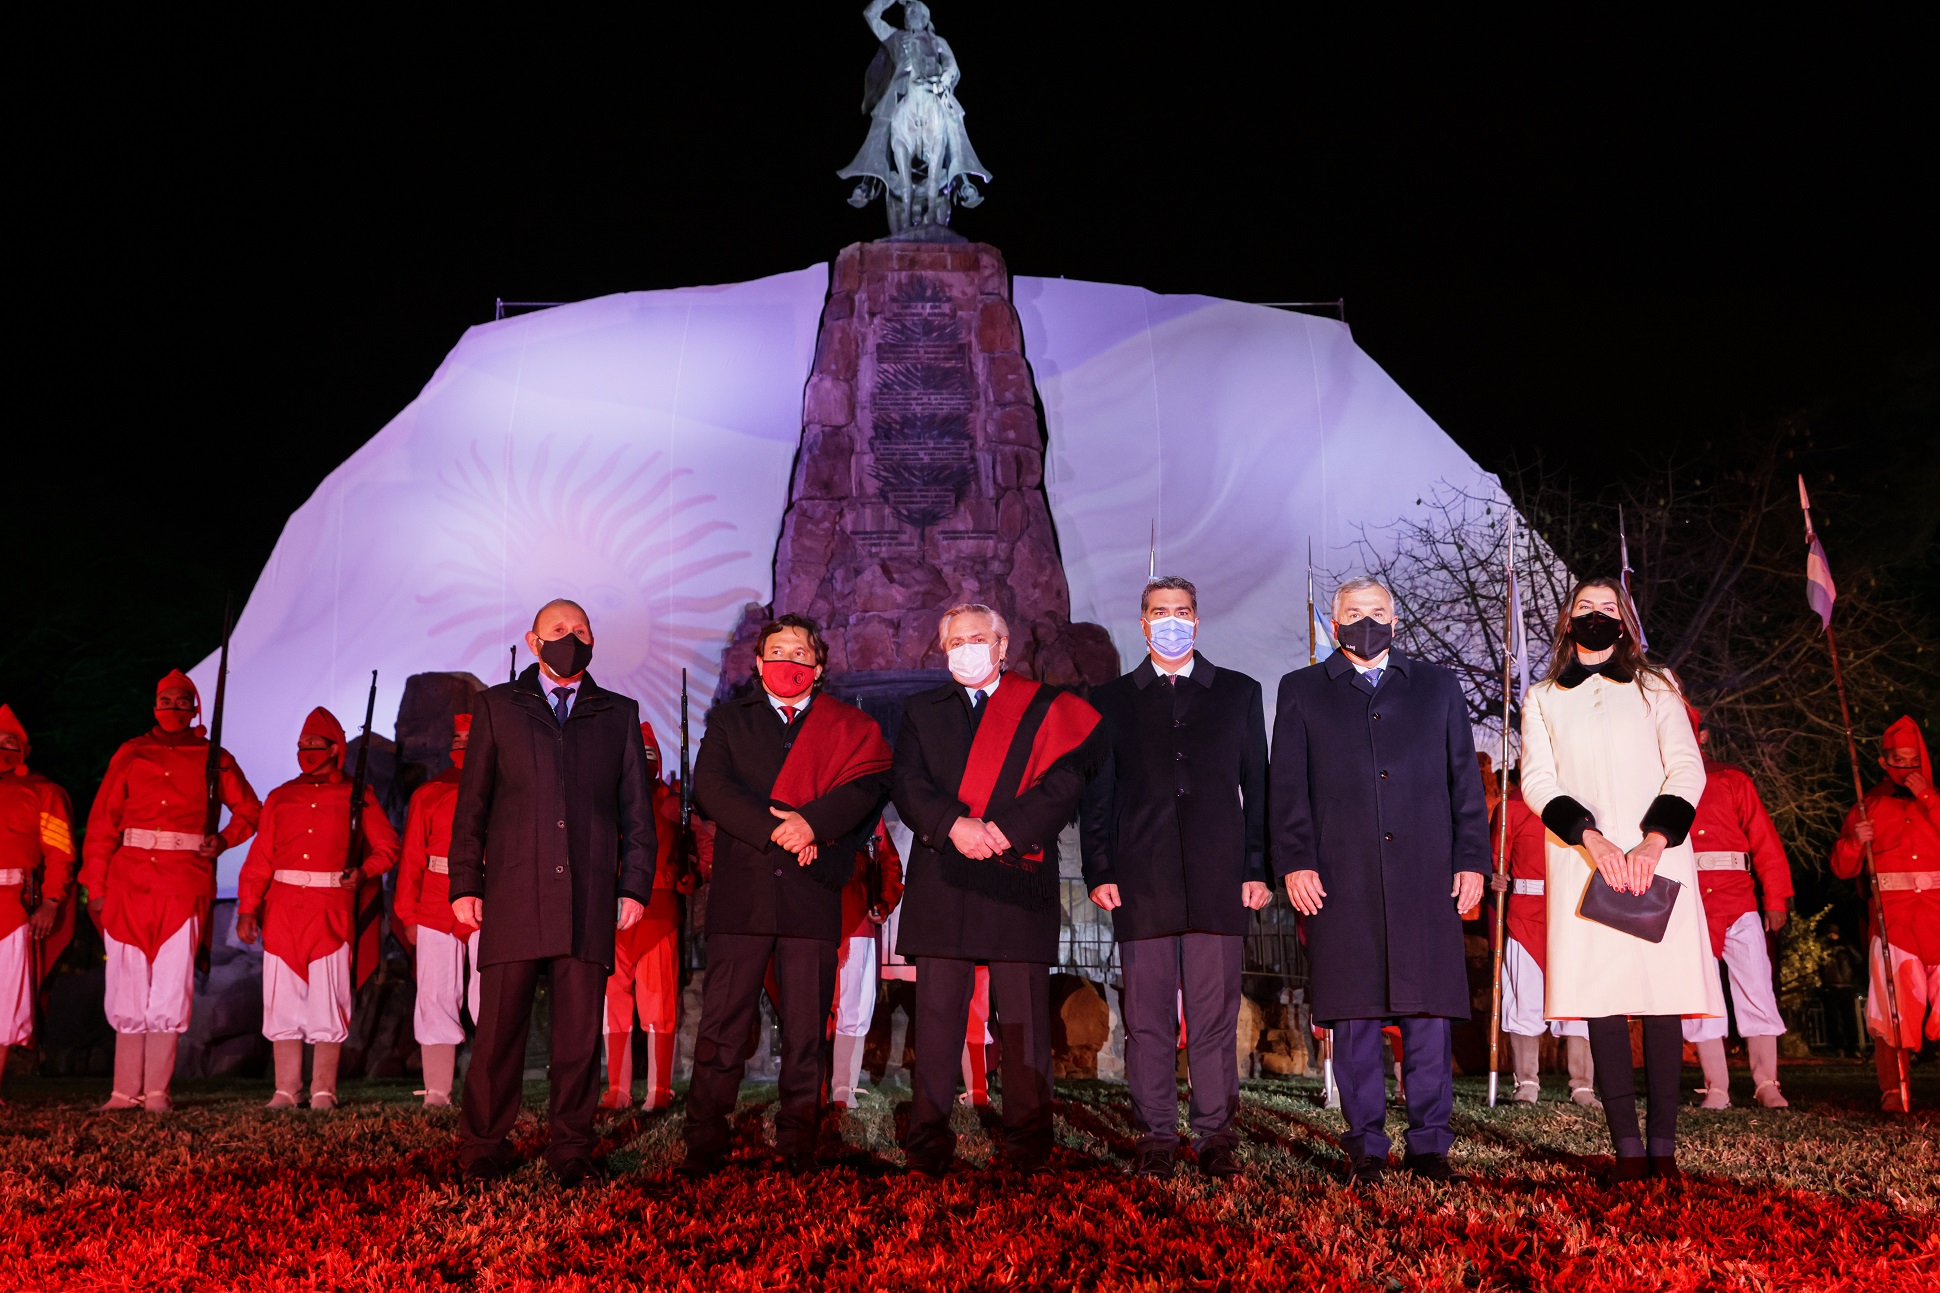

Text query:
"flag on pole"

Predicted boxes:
[[1618, 504, 1649, 650], [1312, 609, 1335, 661], [1799, 475, 1837, 631], [1505, 531, 1528, 703]]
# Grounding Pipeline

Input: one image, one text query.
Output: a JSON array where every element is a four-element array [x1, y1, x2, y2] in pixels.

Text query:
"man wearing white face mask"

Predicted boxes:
[[1079, 577, 1269, 1179], [892, 603, 1106, 1176]]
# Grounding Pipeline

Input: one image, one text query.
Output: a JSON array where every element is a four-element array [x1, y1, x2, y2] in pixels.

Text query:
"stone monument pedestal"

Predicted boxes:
[[720, 239, 1117, 705]]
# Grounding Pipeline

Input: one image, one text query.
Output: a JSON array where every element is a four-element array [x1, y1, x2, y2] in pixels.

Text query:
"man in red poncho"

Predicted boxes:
[[599, 720, 696, 1112], [831, 818, 903, 1108], [1488, 769, 1597, 1106], [1832, 715, 1940, 1111], [235, 707, 400, 1109], [0, 705, 77, 1104], [81, 670, 261, 1113], [394, 713, 479, 1107], [1681, 708, 1795, 1109]]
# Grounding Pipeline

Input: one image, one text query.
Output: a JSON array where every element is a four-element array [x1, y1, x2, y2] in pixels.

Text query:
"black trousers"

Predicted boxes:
[[684, 933, 836, 1156], [460, 954, 606, 1170], [906, 957, 1054, 1165], [1120, 932, 1242, 1151], [1588, 1014, 1680, 1157]]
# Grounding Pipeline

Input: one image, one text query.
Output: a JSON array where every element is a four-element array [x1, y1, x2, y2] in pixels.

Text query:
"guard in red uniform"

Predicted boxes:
[[394, 713, 479, 1107], [1487, 773, 1596, 1105], [831, 819, 903, 1108], [600, 721, 692, 1112], [0, 705, 77, 1104], [1682, 709, 1795, 1108], [80, 670, 261, 1113], [1831, 715, 1940, 1111], [235, 707, 400, 1109]]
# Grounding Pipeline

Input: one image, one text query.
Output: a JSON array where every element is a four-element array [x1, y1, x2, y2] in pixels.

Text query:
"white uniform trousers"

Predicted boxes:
[[0, 925, 35, 1047], [262, 946, 352, 1044], [1683, 911, 1787, 1042], [1868, 936, 1940, 1048], [1501, 937, 1588, 1038], [414, 926, 481, 1046], [834, 933, 879, 1038], [103, 919, 198, 1034]]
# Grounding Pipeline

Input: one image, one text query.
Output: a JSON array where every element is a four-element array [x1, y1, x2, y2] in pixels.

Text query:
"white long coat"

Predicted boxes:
[[1520, 670, 1725, 1020]]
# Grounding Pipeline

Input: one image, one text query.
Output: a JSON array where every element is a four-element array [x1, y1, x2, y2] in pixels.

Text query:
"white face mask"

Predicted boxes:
[[948, 642, 995, 685]]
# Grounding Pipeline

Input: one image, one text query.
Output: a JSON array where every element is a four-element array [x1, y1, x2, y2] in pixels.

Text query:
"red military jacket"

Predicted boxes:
[[0, 770, 75, 943], [237, 772, 400, 980], [79, 729, 261, 957], [613, 780, 694, 960], [1832, 782, 1940, 961], [395, 769, 475, 939], [839, 818, 904, 943], [1492, 788, 1549, 971], [1689, 759, 1793, 953]]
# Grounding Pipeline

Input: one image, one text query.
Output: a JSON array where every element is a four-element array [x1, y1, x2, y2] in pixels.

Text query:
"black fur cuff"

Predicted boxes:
[[1541, 796, 1597, 846], [1639, 794, 1697, 848]]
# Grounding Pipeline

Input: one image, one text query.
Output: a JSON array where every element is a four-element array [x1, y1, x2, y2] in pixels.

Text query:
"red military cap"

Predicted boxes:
[[1882, 715, 1930, 784], [0, 703, 28, 775], [157, 668, 202, 709], [302, 707, 347, 748], [640, 720, 662, 762]]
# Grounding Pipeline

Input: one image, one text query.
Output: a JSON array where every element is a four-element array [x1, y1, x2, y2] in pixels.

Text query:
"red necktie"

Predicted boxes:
[[780, 706, 796, 725]]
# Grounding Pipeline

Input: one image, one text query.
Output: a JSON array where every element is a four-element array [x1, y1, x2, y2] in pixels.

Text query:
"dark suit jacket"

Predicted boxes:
[[892, 678, 1104, 964], [692, 690, 890, 943], [448, 665, 656, 971], [1269, 652, 1489, 1021], [1079, 655, 1268, 940]]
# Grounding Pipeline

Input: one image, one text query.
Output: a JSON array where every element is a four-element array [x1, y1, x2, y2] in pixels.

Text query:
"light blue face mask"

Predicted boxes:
[[1148, 615, 1196, 660]]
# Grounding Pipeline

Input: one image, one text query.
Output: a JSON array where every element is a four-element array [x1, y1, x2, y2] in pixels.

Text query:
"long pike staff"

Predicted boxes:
[[342, 671, 383, 986], [1799, 477, 1910, 1112], [1307, 541, 1340, 1110], [196, 596, 233, 971], [1486, 519, 1518, 1106]]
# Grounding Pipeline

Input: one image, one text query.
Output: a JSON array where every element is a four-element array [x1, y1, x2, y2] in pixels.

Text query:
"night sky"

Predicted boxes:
[[10, 8, 1935, 787]]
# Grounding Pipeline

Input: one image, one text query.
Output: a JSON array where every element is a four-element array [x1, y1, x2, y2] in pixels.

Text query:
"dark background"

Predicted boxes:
[[9, 8, 1935, 804]]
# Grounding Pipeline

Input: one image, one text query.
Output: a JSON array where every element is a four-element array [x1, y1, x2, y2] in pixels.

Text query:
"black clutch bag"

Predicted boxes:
[[1578, 869, 1683, 943]]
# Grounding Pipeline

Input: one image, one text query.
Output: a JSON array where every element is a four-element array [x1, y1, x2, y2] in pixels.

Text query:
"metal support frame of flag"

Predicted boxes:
[[1799, 475, 1911, 1113], [1618, 504, 1649, 650]]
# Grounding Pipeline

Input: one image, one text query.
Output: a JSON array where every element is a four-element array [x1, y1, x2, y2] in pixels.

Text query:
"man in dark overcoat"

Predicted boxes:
[[449, 598, 658, 1187], [1080, 576, 1269, 1179], [893, 603, 1106, 1176], [1270, 576, 1488, 1184], [684, 613, 892, 1175]]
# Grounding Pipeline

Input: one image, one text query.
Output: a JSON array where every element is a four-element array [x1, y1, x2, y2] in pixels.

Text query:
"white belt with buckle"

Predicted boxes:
[[1875, 871, 1940, 893], [122, 828, 207, 852], [427, 855, 450, 875], [0, 869, 28, 886], [1510, 878, 1544, 896], [271, 869, 352, 889], [1695, 852, 1749, 871]]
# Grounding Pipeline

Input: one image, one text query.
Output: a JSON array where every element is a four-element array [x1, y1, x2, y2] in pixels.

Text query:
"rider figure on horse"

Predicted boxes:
[[839, 1, 991, 234]]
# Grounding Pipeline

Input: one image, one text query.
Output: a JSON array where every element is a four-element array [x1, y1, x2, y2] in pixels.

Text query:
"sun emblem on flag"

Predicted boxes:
[[417, 435, 759, 728]]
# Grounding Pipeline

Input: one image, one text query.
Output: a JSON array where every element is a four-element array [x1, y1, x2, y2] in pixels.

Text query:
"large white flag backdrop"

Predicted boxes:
[[195, 265, 1512, 892]]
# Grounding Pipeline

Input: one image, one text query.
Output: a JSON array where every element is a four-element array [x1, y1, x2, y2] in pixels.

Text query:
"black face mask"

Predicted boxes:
[[1335, 617, 1393, 660], [538, 632, 593, 678], [1569, 611, 1625, 651]]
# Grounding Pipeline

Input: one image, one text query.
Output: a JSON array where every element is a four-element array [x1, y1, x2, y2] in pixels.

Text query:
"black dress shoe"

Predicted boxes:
[[1402, 1152, 1455, 1182], [907, 1153, 953, 1178], [1197, 1143, 1243, 1179], [1647, 1155, 1681, 1182], [681, 1150, 725, 1179], [1612, 1156, 1649, 1184], [462, 1157, 506, 1184], [553, 1157, 606, 1189], [1347, 1155, 1387, 1186], [1134, 1147, 1176, 1179]]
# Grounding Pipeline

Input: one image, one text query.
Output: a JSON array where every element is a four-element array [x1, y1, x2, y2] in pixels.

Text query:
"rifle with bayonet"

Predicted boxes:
[[341, 670, 378, 886], [197, 598, 233, 972], [679, 669, 697, 886]]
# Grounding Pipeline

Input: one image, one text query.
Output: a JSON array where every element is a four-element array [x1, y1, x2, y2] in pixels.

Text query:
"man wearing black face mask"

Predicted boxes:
[[448, 598, 659, 1186], [1270, 577, 1490, 1185]]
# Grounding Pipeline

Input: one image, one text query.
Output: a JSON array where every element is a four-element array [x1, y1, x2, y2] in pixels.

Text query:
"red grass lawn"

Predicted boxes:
[[2, 1063, 1935, 1291]]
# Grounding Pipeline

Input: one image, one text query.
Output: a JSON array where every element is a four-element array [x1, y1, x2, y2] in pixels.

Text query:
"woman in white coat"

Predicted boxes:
[[1520, 577, 1723, 1181]]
